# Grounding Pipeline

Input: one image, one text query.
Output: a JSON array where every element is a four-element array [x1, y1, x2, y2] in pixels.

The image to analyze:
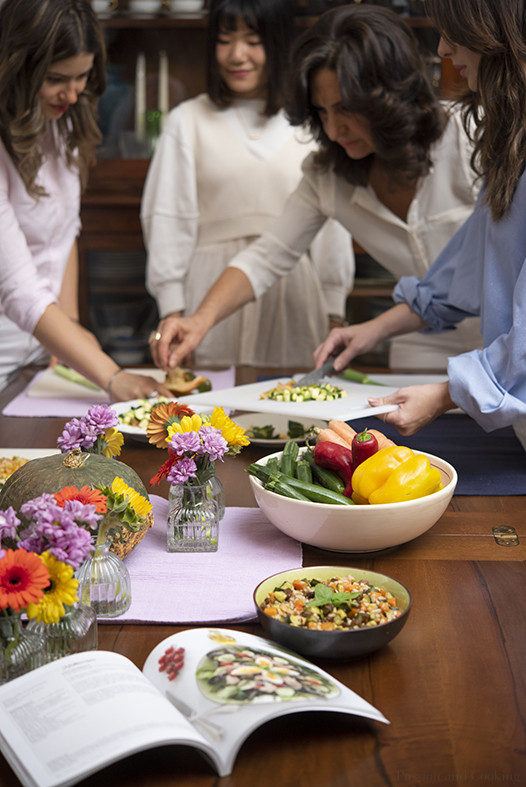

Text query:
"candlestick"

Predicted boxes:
[[135, 52, 146, 141], [158, 50, 169, 128]]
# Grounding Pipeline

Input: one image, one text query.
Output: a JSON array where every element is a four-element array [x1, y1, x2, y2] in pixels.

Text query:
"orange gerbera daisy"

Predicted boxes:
[[147, 401, 196, 447], [54, 485, 108, 514], [0, 549, 50, 612]]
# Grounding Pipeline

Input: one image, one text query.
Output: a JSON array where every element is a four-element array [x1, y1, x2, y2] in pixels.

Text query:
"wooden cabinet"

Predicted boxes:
[[80, 5, 460, 365]]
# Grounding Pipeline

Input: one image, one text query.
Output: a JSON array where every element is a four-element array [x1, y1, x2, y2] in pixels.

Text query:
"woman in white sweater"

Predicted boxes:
[[141, 0, 354, 369], [148, 4, 482, 374]]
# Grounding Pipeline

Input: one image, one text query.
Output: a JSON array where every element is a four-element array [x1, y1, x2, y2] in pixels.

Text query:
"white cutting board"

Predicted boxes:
[[25, 366, 236, 400], [180, 375, 402, 421], [181, 373, 452, 421]]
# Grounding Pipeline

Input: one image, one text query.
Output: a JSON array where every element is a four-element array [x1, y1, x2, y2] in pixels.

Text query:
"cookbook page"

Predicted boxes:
[[0, 651, 215, 787], [143, 627, 389, 776]]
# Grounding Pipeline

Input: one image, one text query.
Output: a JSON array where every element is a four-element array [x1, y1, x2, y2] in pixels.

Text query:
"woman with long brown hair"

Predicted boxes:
[[318, 0, 526, 448], [0, 0, 169, 400]]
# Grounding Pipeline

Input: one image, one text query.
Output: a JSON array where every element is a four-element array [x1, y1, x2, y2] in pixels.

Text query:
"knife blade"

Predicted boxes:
[[293, 358, 335, 387]]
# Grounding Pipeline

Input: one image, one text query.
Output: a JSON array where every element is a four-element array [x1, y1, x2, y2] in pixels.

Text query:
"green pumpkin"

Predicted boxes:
[[0, 449, 153, 559]]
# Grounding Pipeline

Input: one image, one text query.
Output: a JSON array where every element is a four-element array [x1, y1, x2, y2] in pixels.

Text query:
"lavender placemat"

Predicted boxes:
[[104, 495, 302, 625], [2, 367, 236, 419]]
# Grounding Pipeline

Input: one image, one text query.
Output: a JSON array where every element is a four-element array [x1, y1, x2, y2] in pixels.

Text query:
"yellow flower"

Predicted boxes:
[[111, 477, 153, 517], [209, 407, 250, 450], [26, 552, 78, 624], [102, 427, 124, 458], [167, 413, 203, 441]]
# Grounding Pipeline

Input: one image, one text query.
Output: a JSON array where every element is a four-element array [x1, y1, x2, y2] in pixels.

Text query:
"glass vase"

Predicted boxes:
[[167, 481, 219, 552], [27, 603, 97, 662], [0, 611, 47, 684], [76, 540, 132, 618]]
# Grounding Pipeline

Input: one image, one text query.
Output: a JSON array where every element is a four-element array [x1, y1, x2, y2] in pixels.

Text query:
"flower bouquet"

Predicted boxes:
[[0, 493, 97, 680], [148, 402, 250, 551]]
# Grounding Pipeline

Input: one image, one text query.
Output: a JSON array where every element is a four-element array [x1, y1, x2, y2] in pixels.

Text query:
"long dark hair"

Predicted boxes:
[[0, 0, 106, 197], [286, 4, 446, 187], [206, 0, 295, 116], [426, 0, 526, 220]]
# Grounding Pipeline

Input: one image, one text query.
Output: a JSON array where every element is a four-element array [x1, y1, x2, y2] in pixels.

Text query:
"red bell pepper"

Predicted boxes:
[[313, 440, 354, 498], [352, 429, 379, 469]]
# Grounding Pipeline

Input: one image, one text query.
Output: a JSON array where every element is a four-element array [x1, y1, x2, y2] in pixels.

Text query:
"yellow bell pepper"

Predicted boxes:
[[351, 446, 443, 505], [351, 445, 414, 503]]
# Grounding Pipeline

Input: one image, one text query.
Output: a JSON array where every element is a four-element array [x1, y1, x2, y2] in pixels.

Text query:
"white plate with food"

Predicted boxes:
[[112, 397, 214, 442], [234, 413, 326, 446]]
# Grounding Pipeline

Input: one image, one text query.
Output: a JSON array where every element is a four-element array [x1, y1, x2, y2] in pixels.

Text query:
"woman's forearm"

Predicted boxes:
[[193, 267, 256, 331], [34, 303, 119, 390]]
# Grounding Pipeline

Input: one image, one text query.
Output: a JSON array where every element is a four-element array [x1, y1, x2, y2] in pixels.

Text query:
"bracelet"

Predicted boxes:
[[107, 368, 124, 398]]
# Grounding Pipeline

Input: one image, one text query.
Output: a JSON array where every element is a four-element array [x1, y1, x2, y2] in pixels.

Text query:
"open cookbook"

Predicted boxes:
[[0, 627, 389, 786]]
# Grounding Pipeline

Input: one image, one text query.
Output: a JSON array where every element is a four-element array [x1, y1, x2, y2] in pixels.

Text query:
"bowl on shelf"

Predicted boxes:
[[253, 565, 412, 659], [248, 447, 457, 553]]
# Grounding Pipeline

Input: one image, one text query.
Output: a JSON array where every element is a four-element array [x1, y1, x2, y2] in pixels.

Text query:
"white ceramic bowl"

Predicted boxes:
[[248, 447, 457, 553]]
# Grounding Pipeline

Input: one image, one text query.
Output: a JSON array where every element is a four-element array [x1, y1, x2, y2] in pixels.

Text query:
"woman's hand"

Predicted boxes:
[[149, 313, 209, 371], [313, 303, 428, 373], [107, 370, 172, 403], [314, 319, 385, 372], [368, 382, 456, 436]]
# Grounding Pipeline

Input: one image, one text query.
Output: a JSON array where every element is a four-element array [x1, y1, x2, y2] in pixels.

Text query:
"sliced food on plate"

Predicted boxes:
[[260, 380, 347, 402]]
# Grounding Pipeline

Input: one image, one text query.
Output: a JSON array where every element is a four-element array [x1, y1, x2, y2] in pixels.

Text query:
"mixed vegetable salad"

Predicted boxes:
[[260, 574, 403, 631]]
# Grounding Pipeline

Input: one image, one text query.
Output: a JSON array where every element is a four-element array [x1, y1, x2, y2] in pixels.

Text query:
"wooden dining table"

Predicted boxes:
[[0, 365, 525, 787]]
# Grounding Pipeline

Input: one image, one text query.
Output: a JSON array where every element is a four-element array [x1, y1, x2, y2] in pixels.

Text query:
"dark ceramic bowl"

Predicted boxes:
[[254, 565, 412, 660]]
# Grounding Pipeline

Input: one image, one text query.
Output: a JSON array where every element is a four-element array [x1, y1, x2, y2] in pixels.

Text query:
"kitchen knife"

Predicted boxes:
[[293, 358, 335, 387]]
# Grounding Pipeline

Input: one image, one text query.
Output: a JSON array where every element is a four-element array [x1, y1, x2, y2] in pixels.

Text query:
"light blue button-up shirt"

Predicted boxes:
[[394, 171, 526, 433]]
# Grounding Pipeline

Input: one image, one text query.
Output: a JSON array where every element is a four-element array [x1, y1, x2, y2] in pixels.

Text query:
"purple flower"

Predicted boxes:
[[0, 507, 20, 541], [85, 404, 118, 432], [57, 418, 86, 452], [199, 426, 228, 462], [57, 404, 118, 453], [167, 456, 197, 485], [18, 494, 98, 569], [169, 430, 202, 455]]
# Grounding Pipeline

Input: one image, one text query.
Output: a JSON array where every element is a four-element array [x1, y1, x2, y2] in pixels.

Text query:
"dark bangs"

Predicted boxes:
[[206, 0, 295, 116]]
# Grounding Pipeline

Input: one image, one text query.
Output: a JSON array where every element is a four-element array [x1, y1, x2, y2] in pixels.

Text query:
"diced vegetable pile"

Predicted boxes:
[[117, 397, 172, 429], [260, 574, 403, 630], [260, 380, 346, 402]]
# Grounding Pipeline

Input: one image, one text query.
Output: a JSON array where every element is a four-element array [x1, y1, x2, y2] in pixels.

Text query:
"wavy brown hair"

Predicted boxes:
[[426, 0, 526, 220], [0, 0, 106, 198], [285, 4, 446, 188]]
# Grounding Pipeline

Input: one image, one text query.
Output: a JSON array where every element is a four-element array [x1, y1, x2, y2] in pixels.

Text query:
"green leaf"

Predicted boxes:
[[306, 583, 361, 608]]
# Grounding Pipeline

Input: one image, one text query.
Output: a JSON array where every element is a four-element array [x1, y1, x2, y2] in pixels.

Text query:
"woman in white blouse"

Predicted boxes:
[[0, 0, 169, 400], [141, 0, 354, 369], [149, 4, 482, 374]]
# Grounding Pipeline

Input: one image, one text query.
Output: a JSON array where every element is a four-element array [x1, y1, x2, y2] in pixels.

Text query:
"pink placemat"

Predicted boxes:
[[2, 367, 236, 418], [106, 495, 302, 625]]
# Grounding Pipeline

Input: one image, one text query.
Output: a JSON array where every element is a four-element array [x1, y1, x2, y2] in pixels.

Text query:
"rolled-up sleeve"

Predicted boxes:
[[395, 180, 526, 432]]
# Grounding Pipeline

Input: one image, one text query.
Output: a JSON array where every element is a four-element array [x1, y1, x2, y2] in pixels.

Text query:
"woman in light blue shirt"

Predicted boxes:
[[316, 0, 526, 449]]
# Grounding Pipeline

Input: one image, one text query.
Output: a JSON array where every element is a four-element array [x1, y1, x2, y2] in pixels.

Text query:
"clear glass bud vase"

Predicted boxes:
[[167, 481, 220, 552], [76, 540, 132, 618], [27, 603, 98, 662], [0, 611, 47, 684]]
